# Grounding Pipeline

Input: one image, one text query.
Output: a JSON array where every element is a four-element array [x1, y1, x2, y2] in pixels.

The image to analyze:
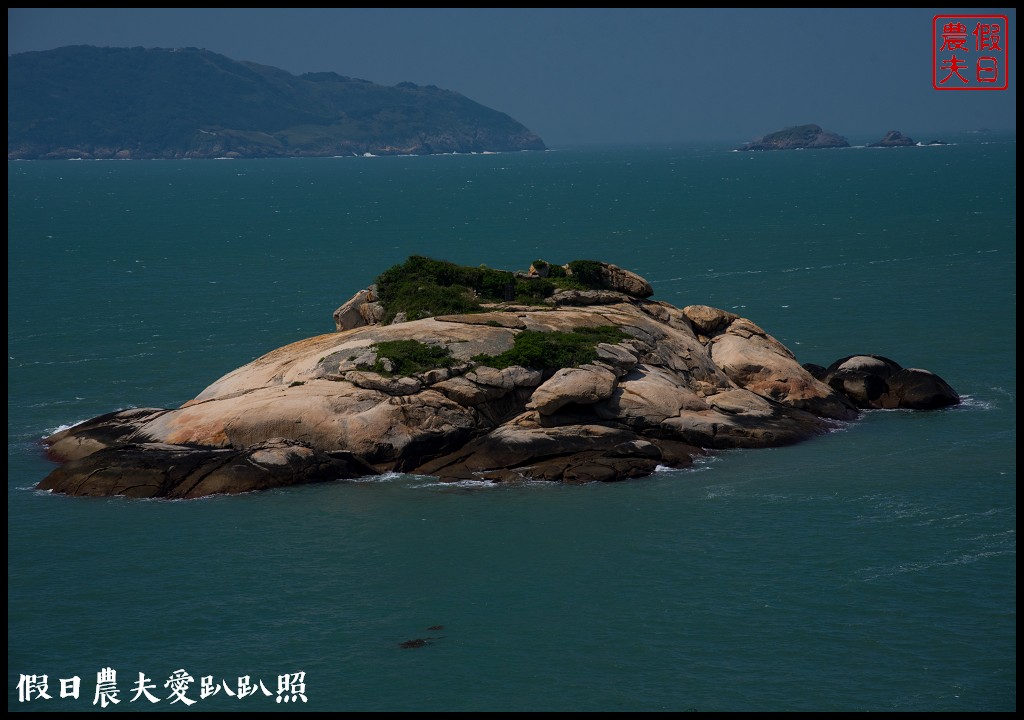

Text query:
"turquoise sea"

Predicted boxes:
[[8, 137, 1016, 711]]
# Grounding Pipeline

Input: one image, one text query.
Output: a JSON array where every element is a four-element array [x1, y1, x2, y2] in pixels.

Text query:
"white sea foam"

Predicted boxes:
[[957, 395, 996, 411], [915, 509, 1015, 528], [859, 548, 1015, 581], [421, 479, 501, 489], [349, 471, 405, 483], [43, 418, 89, 437], [823, 418, 858, 435]]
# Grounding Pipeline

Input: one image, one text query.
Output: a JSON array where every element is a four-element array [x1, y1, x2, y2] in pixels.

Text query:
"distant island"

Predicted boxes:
[[39, 257, 960, 498], [7, 45, 546, 160], [736, 124, 849, 151], [869, 130, 915, 147]]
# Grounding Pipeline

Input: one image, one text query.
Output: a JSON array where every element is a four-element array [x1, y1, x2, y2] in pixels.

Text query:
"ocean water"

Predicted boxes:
[[7, 137, 1016, 711]]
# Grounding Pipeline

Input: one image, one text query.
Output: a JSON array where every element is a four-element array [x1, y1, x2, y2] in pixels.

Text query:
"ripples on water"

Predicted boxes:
[[8, 139, 1015, 711]]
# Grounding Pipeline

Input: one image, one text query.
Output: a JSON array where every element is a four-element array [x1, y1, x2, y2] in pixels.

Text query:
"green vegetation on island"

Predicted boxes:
[[359, 326, 630, 377], [472, 327, 629, 371], [364, 340, 457, 377], [373, 256, 613, 324]]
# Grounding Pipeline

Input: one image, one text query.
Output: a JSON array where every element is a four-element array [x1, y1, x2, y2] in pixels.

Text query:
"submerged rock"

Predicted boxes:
[[39, 259, 959, 498]]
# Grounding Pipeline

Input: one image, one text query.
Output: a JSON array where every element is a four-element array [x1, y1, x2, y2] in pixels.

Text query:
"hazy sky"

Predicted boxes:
[[7, 7, 1017, 146]]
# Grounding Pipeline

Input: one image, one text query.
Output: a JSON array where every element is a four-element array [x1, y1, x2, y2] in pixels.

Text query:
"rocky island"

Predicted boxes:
[[869, 130, 916, 147], [39, 257, 960, 498], [7, 46, 545, 159], [737, 124, 850, 151]]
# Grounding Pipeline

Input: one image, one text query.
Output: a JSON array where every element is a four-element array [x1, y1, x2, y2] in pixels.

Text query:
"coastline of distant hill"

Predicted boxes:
[[7, 45, 546, 160]]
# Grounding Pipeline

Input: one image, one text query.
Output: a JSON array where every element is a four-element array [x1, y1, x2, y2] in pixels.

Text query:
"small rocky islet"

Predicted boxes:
[[736, 125, 945, 150], [39, 257, 959, 499], [868, 130, 916, 147], [736, 124, 850, 151]]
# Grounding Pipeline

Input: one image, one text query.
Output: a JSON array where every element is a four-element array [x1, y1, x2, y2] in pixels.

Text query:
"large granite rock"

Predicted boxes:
[[588, 261, 654, 298], [333, 284, 385, 331], [40, 265, 959, 497], [808, 355, 960, 410]]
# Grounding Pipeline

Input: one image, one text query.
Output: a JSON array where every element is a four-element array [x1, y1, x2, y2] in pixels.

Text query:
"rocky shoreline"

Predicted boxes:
[[38, 259, 959, 498]]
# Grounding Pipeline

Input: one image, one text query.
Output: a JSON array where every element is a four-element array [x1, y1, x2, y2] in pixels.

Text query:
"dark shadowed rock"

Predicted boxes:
[[818, 355, 960, 410], [38, 438, 376, 499], [884, 368, 962, 409], [802, 363, 828, 381], [45, 407, 172, 463]]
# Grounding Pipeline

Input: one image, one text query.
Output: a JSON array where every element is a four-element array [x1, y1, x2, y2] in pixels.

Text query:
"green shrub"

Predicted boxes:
[[473, 326, 628, 371], [381, 283, 480, 323], [372, 256, 624, 324], [366, 339, 456, 376], [532, 259, 606, 291], [513, 277, 553, 304], [565, 260, 608, 289], [374, 256, 559, 322]]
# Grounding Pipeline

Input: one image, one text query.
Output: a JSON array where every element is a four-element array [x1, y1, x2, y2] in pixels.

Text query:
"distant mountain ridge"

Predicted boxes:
[[7, 45, 546, 159]]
